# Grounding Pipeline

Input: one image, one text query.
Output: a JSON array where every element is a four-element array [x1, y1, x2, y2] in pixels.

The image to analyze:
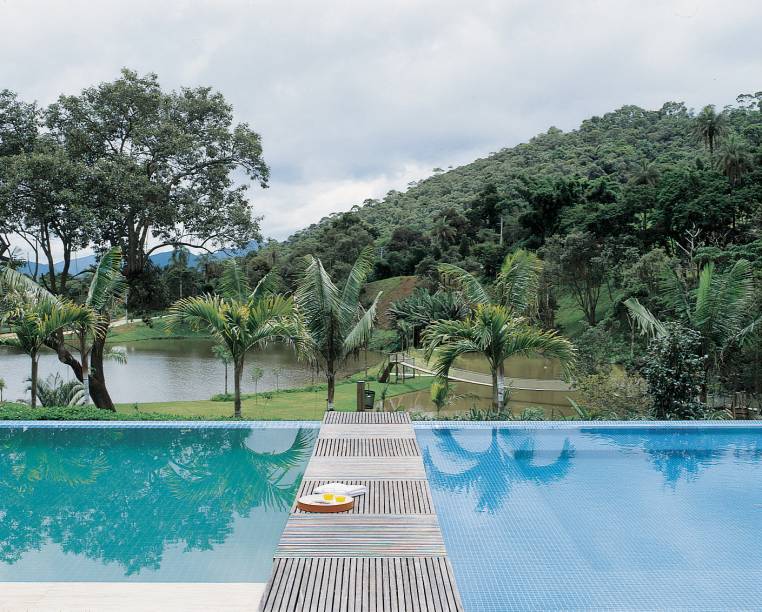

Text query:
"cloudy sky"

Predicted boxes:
[[1, 0, 761, 248]]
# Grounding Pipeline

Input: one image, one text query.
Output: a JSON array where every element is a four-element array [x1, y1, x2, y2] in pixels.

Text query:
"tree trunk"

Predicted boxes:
[[224, 363, 228, 395], [233, 359, 243, 418], [90, 334, 115, 410], [326, 371, 336, 411], [30, 353, 39, 409], [80, 334, 91, 406], [491, 368, 499, 414], [497, 363, 506, 412]]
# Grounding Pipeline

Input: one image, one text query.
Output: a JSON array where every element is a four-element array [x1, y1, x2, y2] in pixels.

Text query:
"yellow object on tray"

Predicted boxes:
[[297, 494, 354, 513]]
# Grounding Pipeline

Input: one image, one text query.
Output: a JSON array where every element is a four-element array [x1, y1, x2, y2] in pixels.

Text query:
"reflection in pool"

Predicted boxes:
[[417, 425, 762, 612], [0, 425, 316, 582]]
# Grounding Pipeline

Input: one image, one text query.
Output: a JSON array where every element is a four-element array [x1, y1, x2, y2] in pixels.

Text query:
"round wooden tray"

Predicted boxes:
[[297, 494, 354, 513]]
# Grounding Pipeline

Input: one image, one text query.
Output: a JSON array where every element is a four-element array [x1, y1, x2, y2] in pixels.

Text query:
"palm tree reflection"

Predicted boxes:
[[423, 428, 575, 512], [0, 426, 315, 574]]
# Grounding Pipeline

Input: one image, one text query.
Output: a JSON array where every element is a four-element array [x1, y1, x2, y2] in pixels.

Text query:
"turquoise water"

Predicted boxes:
[[0, 425, 316, 582], [417, 425, 762, 611]]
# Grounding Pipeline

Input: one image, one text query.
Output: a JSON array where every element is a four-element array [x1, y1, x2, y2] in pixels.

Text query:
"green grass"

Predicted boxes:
[[0, 375, 433, 421], [107, 319, 209, 343], [555, 290, 618, 338], [114, 374, 434, 420]]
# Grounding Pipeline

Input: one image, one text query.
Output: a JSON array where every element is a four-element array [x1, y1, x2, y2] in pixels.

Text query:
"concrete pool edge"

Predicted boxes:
[[0, 582, 266, 611], [1, 418, 759, 429]]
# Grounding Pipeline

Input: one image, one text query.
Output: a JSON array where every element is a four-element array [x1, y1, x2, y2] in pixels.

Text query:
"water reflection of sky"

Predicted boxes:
[[418, 426, 762, 611], [0, 426, 315, 582]]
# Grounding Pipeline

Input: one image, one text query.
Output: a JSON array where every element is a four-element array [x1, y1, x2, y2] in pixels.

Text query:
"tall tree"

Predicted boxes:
[[0, 142, 95, 294], [295, 247, 381, 410], [0, 89, 39, 263], [542, 232, 607, 326], [45, 69, 268, 290], [168, 262, 305, 417], [693, 104, 727, 155]]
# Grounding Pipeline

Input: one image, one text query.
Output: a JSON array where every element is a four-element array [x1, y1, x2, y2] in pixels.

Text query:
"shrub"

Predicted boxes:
[[573, 370, 651, 419], [640, 323, 707, 419]]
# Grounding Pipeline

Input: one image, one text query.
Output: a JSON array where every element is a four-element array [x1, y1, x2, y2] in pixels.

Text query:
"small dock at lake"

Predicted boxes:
[[259, 411, 464, 611]]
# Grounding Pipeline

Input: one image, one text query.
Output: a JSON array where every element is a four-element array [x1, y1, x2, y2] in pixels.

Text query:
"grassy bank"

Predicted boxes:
[[107, 318, 210, 343], [0, 375, 434, 421]]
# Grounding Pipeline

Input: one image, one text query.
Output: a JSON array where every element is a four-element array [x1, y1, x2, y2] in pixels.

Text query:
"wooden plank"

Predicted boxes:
[[294, 480, 433, 515], [313, 437, 420, 457], [275, 515, 445, 558], [259, 558, 463, 611], [318, 424, 414, 439], [303, 457, 426, 480], [260, 402, 463, 611], [323, 411, 411, 425]]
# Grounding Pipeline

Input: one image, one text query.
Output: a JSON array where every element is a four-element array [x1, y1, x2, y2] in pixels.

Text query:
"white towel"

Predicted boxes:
[[313, 482, 367, 497]]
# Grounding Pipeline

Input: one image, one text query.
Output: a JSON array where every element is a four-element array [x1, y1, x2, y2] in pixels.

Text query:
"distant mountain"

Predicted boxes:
[[20, 241, 258, 276]]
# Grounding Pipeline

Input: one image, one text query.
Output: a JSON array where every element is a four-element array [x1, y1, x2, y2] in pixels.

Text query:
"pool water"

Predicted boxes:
[[0, 424, 316, 582], [417, 424, 762, 612]]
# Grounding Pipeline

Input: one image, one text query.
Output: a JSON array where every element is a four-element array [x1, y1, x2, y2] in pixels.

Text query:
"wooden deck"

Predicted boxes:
[[259, 411, 464, 612]]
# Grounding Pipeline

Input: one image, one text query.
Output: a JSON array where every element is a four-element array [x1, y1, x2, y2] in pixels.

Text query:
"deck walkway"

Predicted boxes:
[[259, 411, 463, 612]]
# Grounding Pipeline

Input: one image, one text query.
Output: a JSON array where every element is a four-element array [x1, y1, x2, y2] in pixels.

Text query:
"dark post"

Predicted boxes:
[[356, 380, 366, 412]]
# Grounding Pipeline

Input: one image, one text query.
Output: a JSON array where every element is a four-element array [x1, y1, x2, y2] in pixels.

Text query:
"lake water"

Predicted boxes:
[[0, 339, 380, 404]]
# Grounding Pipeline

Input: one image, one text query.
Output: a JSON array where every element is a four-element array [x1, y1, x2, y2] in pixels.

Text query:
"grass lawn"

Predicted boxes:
[[555, 289, 618, 338], [115, 375, 434, 420], [107, 318, 209, 343]]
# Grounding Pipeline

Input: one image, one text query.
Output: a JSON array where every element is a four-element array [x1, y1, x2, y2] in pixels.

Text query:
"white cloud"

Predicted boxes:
[[1, 0, 761, 249]]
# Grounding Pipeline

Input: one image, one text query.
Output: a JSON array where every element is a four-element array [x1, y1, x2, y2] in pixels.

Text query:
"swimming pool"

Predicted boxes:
[[0, 422, 317, 582], [416, 422, 762, 612]]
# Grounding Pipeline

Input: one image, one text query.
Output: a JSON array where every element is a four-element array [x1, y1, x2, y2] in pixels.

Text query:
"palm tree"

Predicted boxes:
[[1, 249, 125, 409], [26, 373, 86, 407], [72, 247, 126, 406], [388, 289, 471, 349], [424, 304, 575, 412], [624, 259, 760, 400], [693, 104, 727, 155], [632, 159, 659, 187], [212, 344, 232, 395], [716, 134, 753, 186], [294, 247, 381, 410], [0, 378, 5, 402], [250, 365, 264, 400], [168, 262, 306, 418], [439, 248, 543, 318], [1, 296, 94, 408], [428, 250, 573, 412]]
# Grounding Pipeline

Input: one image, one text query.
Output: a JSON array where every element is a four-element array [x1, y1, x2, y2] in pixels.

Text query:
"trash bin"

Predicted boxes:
[[363, 389, 376, 410]]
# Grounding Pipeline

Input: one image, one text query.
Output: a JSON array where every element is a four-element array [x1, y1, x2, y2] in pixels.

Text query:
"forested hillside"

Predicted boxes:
[[242, 93, 762, 408]]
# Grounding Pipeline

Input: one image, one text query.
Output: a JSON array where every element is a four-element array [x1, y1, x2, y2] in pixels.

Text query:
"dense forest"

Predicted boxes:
[[244, 93, 762, 412], [1, 70, 761, 418]]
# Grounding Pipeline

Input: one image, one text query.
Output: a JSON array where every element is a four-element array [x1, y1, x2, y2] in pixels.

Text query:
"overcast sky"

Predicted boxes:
[[1, 0, 761, 252]]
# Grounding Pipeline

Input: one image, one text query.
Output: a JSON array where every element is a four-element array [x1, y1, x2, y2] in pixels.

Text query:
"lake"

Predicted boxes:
[[0, 339, 380, 404]]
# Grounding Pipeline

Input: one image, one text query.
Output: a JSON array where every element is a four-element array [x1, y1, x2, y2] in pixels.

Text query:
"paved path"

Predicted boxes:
[[395, 354, 571, 392], [259, 411, 463, 611]]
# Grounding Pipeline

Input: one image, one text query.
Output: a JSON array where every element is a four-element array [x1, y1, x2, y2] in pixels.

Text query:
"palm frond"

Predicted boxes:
[[85, 247, 126, 312], [0, 266, 53, 301], [249, 270, 280, 302], [342, 291, 381, 356], [496, 249, 542, 315], [437, 264, 491, 306], [219, 260, 251, 301], [624, 297, 667, 338], [341, 245, 375, 308], [294, 255, 340, 345]]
